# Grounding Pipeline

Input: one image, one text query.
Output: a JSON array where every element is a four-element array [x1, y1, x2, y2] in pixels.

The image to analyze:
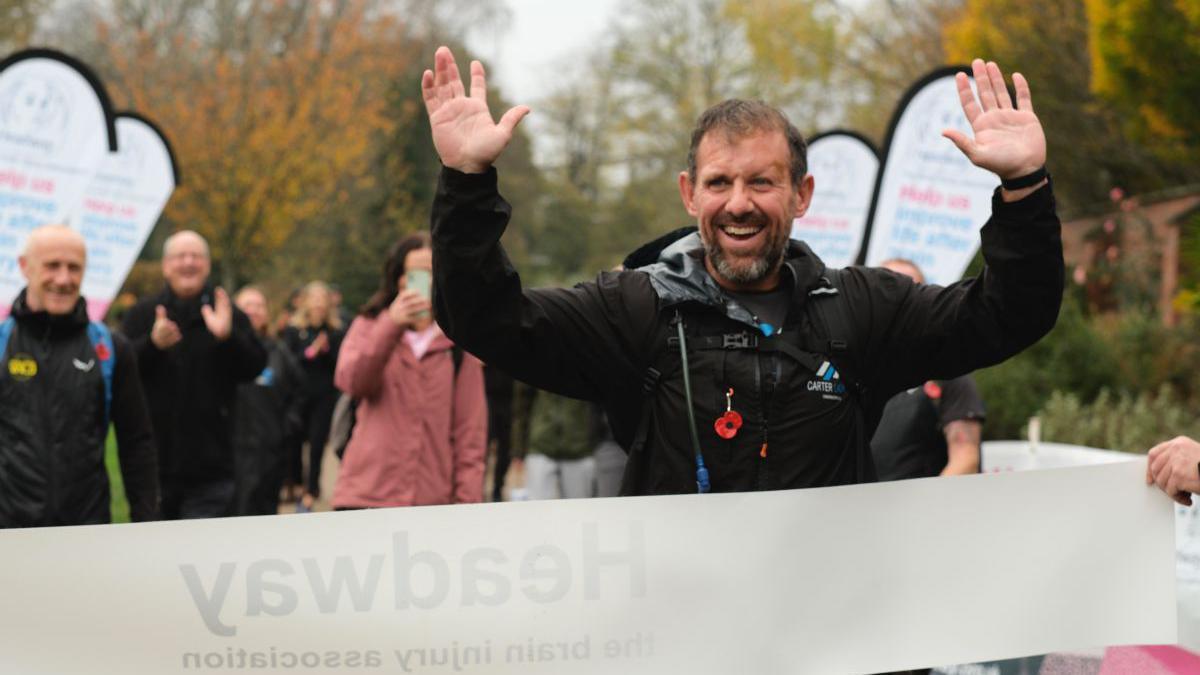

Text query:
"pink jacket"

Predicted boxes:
[[331, 314, 487, 508]]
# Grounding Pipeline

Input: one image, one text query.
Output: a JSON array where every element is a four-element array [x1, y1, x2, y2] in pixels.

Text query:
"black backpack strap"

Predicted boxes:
[[667, 330, 825, 374], [805, 269, 877, 482], [804, 271, 863, 396], [757, 336, 825, 374], [618, 365, 662, 496]]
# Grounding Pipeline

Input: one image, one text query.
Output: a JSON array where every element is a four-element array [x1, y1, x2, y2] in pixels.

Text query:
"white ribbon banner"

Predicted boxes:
[[0, 461, 1175, 674], [984, 440, 1200, 655]]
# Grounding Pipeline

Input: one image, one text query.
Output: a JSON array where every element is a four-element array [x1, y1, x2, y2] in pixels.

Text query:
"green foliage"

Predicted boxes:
[[833, 0, 962, 141], [527, 391, 595, 461], [1094, 310, 1200, 399], [1177, 211, 1200, 296], [976, 286, 1200, 441], [974, 291, 1119, 439], [1037, 385, 1200, 454], [1087, 0, 1200, 168], [943, 0, 1188, 210], [1078, 206, 1162, 315], [104, 429, 131, 524]]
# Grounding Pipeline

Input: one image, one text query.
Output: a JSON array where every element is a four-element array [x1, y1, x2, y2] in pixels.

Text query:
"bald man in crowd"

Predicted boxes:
[[0, 225, 158, 527], [121, 230, 266, 519]]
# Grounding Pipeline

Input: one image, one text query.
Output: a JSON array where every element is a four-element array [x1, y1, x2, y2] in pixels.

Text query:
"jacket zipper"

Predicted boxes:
[[38, 324, 58, 526]]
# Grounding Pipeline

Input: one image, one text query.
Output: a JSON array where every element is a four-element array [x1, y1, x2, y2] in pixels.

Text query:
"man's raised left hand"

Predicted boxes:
[[201, 287, 233, 342], [943, 59, 1047, 200]]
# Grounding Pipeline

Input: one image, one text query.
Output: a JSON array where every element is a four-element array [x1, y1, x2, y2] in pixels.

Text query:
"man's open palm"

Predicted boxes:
[[943, 59, 1046, 181], [421, 46, 530, 174], [201, 287, 233, 341]]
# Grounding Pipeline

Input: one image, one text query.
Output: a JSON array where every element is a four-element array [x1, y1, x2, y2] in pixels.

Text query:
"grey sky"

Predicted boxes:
[[465, 0, 619, 106]]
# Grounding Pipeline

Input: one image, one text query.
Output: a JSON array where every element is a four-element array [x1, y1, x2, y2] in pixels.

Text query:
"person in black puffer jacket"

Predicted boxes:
[[0, 225, 158, 527]]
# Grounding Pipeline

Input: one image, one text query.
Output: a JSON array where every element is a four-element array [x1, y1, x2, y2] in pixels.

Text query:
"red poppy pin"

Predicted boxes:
[[923, 380, 942, 400], [95, 342, 111, 361], [715, 410, 743, 439], [714, 387, 743, 439]]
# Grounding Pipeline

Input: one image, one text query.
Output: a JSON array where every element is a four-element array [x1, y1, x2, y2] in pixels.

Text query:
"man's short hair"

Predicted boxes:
[[686, 99, 808, 187]]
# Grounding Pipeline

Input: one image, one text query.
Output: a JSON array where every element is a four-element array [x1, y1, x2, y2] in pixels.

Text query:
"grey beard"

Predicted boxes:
[[704, 237, 785, 285]]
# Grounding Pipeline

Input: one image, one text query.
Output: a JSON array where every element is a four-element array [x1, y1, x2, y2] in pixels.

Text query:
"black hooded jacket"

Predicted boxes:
[[232, 335, 305, 515], [121, 285, 267, 485], [431, 167, 1063, 495], [0, 291, 158, 526]]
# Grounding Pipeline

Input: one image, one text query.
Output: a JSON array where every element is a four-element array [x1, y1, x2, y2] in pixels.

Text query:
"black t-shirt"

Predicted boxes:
[[870, 375, 985, 480], [726, 286, 791, 335]]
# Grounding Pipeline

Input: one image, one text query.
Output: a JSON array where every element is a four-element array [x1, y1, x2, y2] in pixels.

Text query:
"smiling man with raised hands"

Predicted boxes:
[[122, 230, 266, 519], [424, 48, 1062, 495]]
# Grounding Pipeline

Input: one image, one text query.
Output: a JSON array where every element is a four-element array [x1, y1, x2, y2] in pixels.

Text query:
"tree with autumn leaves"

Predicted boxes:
[[31, 0, 514, 303], [11, 0, 1196, 299], [73, 1, 412, 289]]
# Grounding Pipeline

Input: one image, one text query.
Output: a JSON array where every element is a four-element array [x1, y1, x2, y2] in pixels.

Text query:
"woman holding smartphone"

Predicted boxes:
[[331, 232, 488, 508]]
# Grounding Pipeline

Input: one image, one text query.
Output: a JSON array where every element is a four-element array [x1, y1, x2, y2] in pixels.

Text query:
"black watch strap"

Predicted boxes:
[[1001, 166, 1048, 190]]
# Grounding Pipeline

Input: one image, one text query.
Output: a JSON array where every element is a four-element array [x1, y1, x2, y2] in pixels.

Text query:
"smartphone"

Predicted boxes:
[[407, 269, 431, 299], [407, 269, 432, 319]]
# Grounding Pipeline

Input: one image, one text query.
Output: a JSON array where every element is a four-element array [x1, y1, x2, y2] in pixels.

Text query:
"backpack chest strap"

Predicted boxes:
[[666, 330, 826, 374]]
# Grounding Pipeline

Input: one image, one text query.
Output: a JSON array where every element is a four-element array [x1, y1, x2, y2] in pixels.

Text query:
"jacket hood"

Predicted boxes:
[[637, 232, 831, 325]]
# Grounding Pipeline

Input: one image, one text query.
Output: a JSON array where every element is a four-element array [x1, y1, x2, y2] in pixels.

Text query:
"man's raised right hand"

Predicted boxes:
[[151, 305, 182, 350], [421, 46, 530, 174]]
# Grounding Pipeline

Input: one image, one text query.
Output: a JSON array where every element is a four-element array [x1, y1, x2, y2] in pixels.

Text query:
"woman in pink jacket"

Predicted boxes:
[[332, 233, 487, 508]]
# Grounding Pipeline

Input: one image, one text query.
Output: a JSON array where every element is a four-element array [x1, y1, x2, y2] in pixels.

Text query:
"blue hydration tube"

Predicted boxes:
[[674, 312, 711, 493]]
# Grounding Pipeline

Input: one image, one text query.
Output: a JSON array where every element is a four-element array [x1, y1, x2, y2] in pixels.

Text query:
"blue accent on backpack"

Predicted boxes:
[[0, 317, 115, 427], [86, 321, 115, 426], [0, 317, 11, 362]]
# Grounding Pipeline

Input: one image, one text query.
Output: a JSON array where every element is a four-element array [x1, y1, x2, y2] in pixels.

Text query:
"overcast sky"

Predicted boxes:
[[465, 0, 620, 106]]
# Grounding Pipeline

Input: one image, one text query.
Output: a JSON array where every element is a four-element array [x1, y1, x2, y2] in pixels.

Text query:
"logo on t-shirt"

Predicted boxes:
[[806, 360, 847, 399]]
